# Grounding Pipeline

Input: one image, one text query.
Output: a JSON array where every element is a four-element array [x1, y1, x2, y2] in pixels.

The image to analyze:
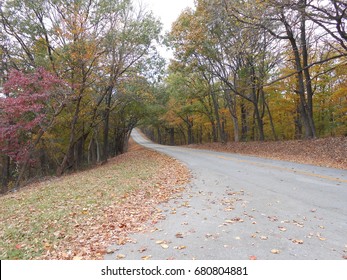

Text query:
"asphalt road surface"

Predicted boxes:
[[105, 129, 347, 260]]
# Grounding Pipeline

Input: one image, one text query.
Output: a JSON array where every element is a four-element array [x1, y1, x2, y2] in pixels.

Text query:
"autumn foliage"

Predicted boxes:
[[0, 68, 66, 163]]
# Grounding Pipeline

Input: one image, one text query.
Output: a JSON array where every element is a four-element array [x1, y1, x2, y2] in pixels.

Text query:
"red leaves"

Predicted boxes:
[[0, 68, 67, 163]]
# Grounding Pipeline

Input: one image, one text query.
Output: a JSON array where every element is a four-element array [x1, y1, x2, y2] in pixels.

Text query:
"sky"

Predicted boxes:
[[139, 0, 195, 60], [141, 0, 195, 32]]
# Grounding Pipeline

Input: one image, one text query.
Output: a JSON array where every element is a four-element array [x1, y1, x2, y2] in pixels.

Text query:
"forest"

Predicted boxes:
[[1, 0, 347, 193]]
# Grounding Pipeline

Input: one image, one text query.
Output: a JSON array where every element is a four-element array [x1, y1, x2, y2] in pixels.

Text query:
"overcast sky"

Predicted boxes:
[[139, 0, 195, 60], [141, 0, 195, 32]]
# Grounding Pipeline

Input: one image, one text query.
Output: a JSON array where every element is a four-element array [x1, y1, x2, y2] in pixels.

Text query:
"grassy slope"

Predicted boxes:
[[0, 142, 190, 260]]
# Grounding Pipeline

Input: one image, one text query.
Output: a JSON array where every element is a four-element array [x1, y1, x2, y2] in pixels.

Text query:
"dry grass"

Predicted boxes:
[[0, 141, 190, 260]]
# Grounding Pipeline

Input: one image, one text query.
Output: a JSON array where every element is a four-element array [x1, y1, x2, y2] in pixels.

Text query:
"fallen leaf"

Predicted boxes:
[[116, 254, 126, 259], [268, 216, 278, 222], [155, 240, 165, 244], [278, 226, 287, 232], [117, 237, 127, 245], [138, 247, 147, 253], [73, 256, 83, 260], [15, 244, 21, 249], [249, 255, 257, 260], [175, 233, 184, 238], [141, 255, 152, 260], [292, 239, 304, 244], [161, 244, 169, 249], [271, 249, 280, 254], [0, 142, 191, 261], [235, 237, 241, 240], [106, 249, 115, 254], [174, 245, 186, 250], [260, 236, 268, 240]]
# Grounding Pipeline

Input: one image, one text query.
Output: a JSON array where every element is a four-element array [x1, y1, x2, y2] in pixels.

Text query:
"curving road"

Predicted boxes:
[[105, 129, 347, 260]]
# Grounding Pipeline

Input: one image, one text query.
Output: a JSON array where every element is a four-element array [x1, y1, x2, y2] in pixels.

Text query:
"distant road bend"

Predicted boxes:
[[106, 129, 347, 260]]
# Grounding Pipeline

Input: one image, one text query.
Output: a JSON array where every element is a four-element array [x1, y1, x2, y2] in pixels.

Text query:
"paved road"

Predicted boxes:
[[105, 130, 347, 260]]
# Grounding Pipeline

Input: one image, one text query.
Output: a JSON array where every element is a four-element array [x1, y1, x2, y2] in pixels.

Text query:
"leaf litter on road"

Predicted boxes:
[[271, 249, 281, 254]]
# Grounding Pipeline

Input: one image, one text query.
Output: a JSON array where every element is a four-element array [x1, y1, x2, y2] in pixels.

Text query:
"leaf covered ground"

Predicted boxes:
[[187, 137, 347, 170], [0, 141, 190, 260]]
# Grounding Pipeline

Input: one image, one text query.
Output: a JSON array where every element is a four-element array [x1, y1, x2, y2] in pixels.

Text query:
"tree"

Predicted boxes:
[[0, 0, 164, 188], [0, 68, 67, 189]]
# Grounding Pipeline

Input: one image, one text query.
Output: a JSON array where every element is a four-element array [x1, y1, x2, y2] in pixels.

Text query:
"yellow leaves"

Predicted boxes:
[[156, 240, 167, 245], [271, 249, 280, 254], [116, 254, 126, 259]]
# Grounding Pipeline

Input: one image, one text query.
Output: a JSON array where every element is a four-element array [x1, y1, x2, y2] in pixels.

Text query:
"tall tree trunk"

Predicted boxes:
[[169, 128, 175, 146], [265, 99, 278, 141], [1, 155, 10, 194], [102, 87, 112, 163], [157, 127, 162, 144], [241, 101, 248, 141], [187, 122, 193, 144], [15, 128, 46, 188], [210, 89, 225, 142], [224, 89, 239, 142], [285, 9, 315, 139], [57, 95, 82, 176], [250, 63, 265, 141], [300, 0, 317, 138]]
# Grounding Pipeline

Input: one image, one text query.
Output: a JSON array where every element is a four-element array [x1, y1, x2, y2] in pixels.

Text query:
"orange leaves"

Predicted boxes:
[[271, 249, 281, 254], [0, 142, 190, 260], [186, 137, 347, 170]]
